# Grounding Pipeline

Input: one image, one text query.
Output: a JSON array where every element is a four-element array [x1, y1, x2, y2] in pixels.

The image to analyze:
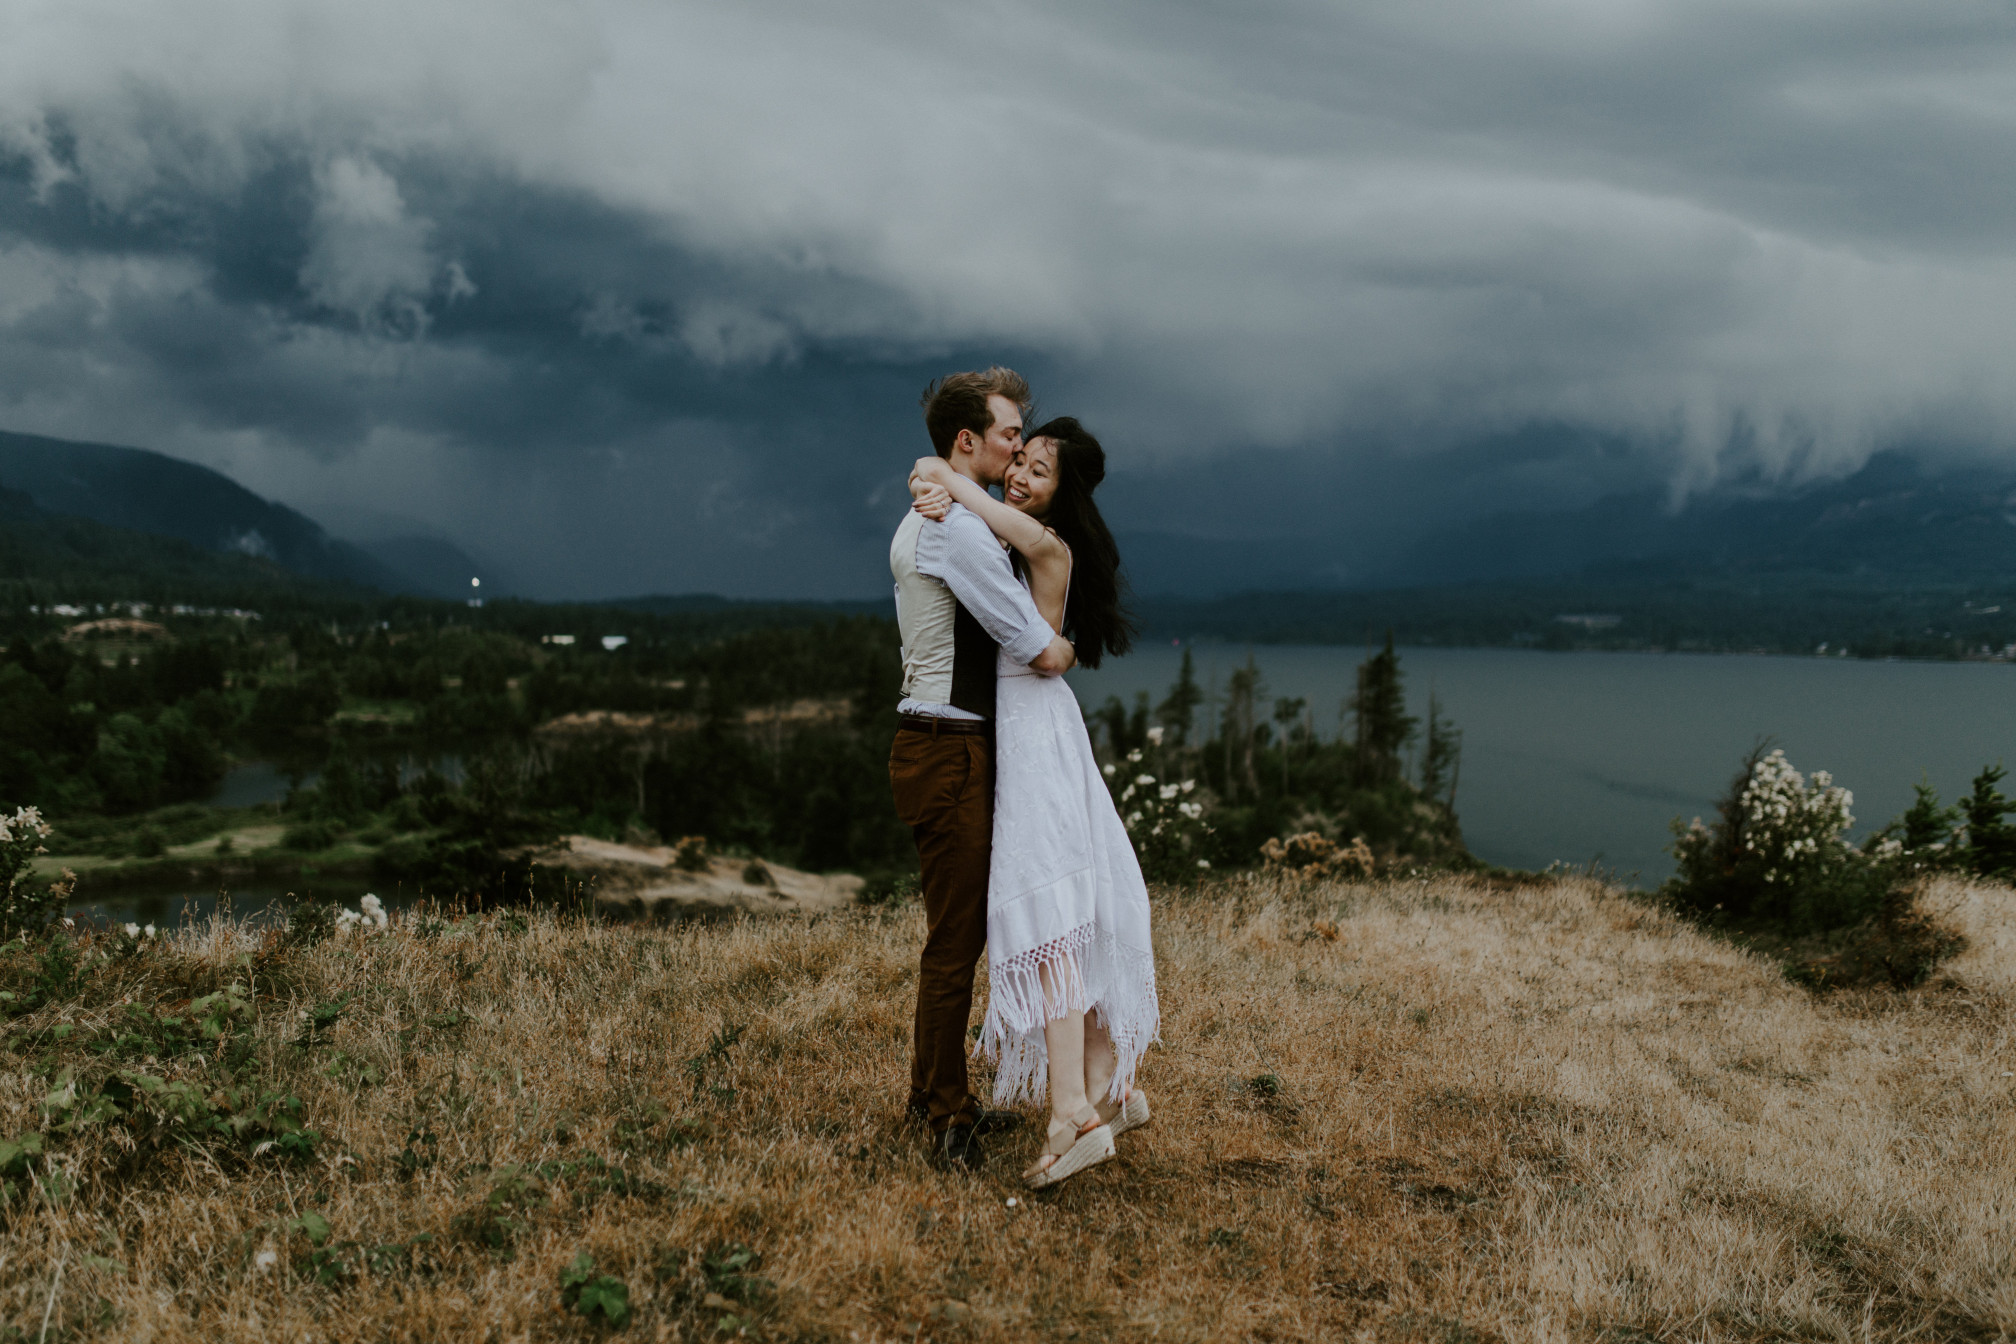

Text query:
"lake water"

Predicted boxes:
[[66, 880, 380, 931], [1069, 644, 2016, 884]]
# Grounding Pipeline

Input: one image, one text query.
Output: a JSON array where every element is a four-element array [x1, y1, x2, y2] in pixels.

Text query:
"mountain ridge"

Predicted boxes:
[[0, 430, 495, 599]]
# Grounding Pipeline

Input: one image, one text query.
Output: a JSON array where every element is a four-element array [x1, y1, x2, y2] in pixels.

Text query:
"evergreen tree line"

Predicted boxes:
[[1088, 635, 1470, 869], [0, 612, 913, 884], [3, 600, 1479, 891]]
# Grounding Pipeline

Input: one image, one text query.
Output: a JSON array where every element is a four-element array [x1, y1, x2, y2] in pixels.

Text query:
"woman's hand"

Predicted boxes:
[[910, 456, 954, 489], [912, 483, 953, 520]]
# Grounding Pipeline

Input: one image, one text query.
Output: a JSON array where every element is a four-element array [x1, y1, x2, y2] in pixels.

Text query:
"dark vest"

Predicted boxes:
[[949, 601, 998, 719]]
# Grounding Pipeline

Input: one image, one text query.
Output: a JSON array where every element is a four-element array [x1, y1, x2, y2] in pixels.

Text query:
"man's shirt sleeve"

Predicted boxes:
[[914, 505, 1056, 667]]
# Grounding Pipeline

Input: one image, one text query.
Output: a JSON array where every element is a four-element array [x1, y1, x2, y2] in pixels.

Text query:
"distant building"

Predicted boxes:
[[601, 635, 629, 651], [1553, 613, 1622, 630], [542, 634, 577, 646]]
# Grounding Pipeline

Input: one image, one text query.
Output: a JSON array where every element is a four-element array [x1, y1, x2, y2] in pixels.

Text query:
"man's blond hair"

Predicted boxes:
[[919, 367, 1032, 457]]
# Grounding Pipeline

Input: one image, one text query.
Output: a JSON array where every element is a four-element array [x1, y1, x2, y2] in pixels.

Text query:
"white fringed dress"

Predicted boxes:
[[976, 600, 1161, 1106]]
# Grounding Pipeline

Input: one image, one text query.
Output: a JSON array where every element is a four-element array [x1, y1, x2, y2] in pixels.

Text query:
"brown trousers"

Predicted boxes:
[[888, 724, 993, 1132]]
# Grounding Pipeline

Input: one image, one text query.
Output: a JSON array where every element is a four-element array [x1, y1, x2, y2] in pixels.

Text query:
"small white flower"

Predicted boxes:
[[1135, 774, 1154, 786], [1145, 726, 1165, 746], [143, 924, 155, 938], [1181, 780, 1196, 793], [1126, 749, 1142, 763], [1102, 763, 1115, 777], [1005, 1197, 1018, 1207], [1197, 859, 1211, 869], [255, 1248, 277, 1271], [1159, 784, 1180, 801], [124, 923, 140, 937]]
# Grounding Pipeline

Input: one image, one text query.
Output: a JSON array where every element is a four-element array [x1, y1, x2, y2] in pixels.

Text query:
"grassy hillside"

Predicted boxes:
[[4, 874, 2011, 1341]]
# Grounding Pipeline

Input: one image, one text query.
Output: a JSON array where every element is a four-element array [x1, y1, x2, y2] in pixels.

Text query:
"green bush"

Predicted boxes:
[[1665, 748, 1891, 931], [1962, 767, 2016, 878], [281, 819, 344, 852], [1109, 752, 1216, 884], [0, 806, 71, 941]]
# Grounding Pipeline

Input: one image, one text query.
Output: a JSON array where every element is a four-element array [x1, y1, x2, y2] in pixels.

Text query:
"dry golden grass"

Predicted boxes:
[[4, 873, 2014, 1343]]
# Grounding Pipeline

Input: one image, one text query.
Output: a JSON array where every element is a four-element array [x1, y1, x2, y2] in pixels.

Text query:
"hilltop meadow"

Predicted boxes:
[[4, 870, 2013, 1343], [7, 501, 2016, 1342]]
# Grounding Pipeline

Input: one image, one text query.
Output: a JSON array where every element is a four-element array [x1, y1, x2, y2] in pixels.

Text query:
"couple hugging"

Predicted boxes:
[[888, 366, 1159, 1190]]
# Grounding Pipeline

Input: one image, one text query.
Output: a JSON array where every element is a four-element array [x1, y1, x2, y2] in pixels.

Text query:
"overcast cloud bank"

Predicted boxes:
[[2, 0, 2014, 597]]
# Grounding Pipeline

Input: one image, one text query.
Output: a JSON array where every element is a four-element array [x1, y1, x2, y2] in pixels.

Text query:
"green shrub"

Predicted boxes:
[[1665, 747, 1891, 931], [855, 869, 918, 907], [0, 806, 72, 941], [1109, 751, 1217, 884], [1962, 766, 2016, 878], [282, 819, 343, 852]]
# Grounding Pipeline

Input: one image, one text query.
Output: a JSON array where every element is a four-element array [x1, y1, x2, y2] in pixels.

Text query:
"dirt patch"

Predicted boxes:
[[541, 834, 862, 921]]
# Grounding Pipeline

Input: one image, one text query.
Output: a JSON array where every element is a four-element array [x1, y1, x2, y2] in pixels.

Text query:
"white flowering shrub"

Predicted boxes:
[[1106, 749, 1215, 883], [336, 894, 390, 935], [0, 806, 75, 941], [1666, 749, 1890, 929]]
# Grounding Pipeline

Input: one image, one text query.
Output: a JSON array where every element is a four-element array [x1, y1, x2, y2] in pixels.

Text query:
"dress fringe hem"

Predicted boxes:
[[975, 922, 1161, 1107]]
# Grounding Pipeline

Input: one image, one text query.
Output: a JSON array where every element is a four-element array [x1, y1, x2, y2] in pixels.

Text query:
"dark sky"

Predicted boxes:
[[3, 1, 2016, 599]]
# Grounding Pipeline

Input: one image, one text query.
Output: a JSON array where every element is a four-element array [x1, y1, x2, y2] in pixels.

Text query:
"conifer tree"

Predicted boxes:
[[1964, 766, 2016, 878], [1273, 696, 1306, 794], [1418, 688, 1462, 808], [1221, 655, 1264, 801], [1155, 648, 1204, 745], [1348, 632, 1416, 788]]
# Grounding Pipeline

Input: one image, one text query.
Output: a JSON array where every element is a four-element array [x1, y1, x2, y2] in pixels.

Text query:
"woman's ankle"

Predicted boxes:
[[1050, 1103, 1097, 1131]]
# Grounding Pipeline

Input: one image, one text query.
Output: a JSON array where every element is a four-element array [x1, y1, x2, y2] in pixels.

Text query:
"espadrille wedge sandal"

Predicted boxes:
[[1097, 1087, 1151, 1139], [1022, 1109, 1115, 1189]]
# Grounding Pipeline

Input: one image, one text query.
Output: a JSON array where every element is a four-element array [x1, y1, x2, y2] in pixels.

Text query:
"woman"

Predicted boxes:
[[909, 416, 1159, 1189]]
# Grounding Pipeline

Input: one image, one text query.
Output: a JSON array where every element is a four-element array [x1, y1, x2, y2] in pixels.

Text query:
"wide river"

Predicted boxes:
[[1069, 644, 2016, 884]]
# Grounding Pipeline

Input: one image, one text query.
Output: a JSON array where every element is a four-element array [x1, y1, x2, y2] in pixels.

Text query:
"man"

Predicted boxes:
[[888, 366, 1077, 1169]]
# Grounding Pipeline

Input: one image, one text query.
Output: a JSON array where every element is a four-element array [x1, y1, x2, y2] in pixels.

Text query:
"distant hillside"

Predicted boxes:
[[352, 534, 502, 601], [0, 429, 489, 597], [0, 485, 380, 615], [1375, 451, 2016, 589], [1119, 451, 2016, 601], [1127, 453, 2016, 658]]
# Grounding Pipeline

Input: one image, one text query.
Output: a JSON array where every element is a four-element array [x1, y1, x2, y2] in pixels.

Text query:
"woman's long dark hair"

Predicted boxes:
[[1026, 416, 1134, 669]]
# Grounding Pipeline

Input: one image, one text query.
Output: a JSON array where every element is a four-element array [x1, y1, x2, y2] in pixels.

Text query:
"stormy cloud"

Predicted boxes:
[[2, 0, 2015, 597]]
